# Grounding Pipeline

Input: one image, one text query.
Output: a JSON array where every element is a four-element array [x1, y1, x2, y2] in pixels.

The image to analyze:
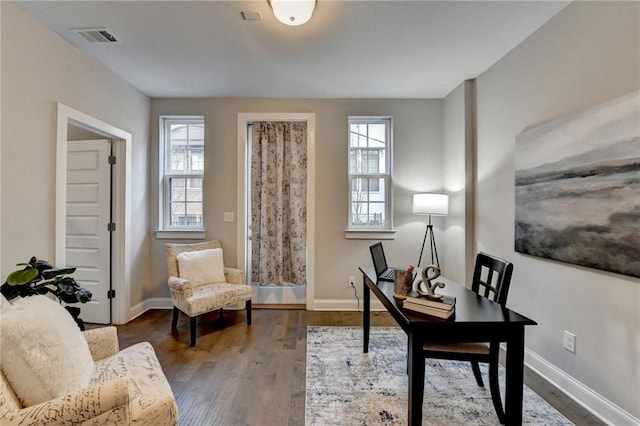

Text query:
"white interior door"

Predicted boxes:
[[66, 139, 112, 324]]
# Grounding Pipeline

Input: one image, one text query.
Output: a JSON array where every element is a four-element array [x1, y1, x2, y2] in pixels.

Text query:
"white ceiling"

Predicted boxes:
[[16, 0, 569, 99]]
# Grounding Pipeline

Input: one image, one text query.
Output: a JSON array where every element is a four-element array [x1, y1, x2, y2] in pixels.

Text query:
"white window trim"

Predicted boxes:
[[156, 115, 205, 239], [346, 116, 394, 236]]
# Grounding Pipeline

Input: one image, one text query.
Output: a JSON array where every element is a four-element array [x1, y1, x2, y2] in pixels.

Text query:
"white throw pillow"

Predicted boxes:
[[0, 295, 94, 407], [177, 248, 226, 286]]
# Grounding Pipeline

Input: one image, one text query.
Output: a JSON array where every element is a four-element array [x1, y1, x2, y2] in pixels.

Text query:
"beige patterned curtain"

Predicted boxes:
[[251, 122, 307, 286]]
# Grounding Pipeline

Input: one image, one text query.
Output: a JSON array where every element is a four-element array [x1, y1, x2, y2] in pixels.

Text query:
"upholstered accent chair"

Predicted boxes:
[[0, 296, 177, 425], [422, 252, 514, 424], [165, 240, 253, 347]]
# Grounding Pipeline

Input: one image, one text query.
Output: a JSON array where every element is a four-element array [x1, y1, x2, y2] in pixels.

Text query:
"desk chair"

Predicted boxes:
[[422, 252, 513, 424]]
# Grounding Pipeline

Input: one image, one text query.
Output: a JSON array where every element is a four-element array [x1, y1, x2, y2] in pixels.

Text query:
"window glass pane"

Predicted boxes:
[[187, 180, 202, 202], [170, 124, 188, 141], [365, 149, 380, 173], [190, 149, 204, 172], [349, 124, 368, 148], [170, 201, 186, 216], [186, 202, 202, 218], [368, 177, 380, 192], [188, 124, 204, 141], [350, 202, 369, 226], [169, 146, 186, 173], [377, 149, 386, 174], [170, 178, 186, 201], [367, 124, 386, 149]]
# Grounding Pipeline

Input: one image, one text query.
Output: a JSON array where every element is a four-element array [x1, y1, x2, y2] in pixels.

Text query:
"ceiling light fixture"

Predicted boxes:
[[269, 0, 316, 26]]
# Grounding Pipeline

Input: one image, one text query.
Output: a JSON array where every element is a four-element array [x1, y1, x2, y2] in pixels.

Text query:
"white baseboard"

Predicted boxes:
[[525, 348, 639, 426], [128, 297, 172, 322]]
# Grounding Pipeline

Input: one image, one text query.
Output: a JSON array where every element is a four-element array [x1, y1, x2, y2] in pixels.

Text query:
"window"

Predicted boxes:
[[348, 117, 392, 230], [160, 116, 204, 230]]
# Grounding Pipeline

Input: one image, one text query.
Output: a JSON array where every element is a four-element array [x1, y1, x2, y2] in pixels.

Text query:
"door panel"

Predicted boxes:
[[66, 140, 111, 324]]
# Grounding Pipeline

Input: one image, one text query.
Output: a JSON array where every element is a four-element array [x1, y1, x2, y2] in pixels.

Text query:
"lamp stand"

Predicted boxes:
[[417, 214, 440, 269]]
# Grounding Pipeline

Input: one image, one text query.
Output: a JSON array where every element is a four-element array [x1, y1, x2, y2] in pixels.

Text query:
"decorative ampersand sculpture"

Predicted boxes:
[[415, 265, 446, 299]]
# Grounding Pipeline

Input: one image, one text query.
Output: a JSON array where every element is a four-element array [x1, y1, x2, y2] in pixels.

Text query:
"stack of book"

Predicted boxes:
[[402, 292, 456, 319]]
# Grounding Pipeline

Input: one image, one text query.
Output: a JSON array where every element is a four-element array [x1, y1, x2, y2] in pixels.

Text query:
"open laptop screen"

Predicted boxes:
[[369, 242, 388, 277]]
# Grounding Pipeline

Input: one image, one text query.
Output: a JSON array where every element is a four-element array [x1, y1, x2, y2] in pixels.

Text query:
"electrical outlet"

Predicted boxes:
[[348, 276, 356, 287], [563, 330, 576, 353], [223, 212, 234, 222]]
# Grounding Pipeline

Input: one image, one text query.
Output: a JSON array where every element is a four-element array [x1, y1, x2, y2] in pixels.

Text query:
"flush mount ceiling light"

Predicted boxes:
[[269, 0, 316, 26]]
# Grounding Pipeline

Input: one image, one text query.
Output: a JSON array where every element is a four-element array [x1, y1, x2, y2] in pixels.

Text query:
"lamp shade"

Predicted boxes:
[[412, 193, 449, 216], [269, 0, 316, 26]]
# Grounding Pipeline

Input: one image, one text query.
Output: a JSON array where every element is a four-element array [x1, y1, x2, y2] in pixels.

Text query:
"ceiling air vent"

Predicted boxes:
[[72, 28, 121, 43]]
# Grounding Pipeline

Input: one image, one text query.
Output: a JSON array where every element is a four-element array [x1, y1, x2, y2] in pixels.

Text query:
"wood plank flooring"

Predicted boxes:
[[114, 309, 604, 426]]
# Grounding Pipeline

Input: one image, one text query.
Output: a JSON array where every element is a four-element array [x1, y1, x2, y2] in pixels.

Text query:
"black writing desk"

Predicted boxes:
[[359, 266, 536, 426]]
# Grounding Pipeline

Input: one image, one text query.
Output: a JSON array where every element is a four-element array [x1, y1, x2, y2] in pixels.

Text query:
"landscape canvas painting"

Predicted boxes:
[[515, 91, 640, 278]]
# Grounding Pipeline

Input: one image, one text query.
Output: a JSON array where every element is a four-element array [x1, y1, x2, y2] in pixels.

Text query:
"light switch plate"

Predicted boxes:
[[223, 212, 234, 223]]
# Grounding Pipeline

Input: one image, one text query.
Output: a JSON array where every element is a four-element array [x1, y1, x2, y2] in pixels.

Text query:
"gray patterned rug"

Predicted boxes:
[[305, 326, 572, 425]]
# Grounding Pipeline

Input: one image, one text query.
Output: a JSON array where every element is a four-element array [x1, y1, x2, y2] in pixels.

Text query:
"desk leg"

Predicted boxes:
[[504, 326, 525, 426], [363, 273, 370, 353], [407, 332, 424, 426]]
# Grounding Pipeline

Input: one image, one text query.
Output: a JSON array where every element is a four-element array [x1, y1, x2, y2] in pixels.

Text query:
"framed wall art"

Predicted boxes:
[[515, 91, 640, 278]]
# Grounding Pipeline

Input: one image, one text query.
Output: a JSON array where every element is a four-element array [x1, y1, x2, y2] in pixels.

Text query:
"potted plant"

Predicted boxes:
[[1, 256, 92, 330]]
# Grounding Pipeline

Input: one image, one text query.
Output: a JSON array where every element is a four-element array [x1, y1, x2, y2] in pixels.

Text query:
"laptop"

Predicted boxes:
[[369, 242, 396, 282]]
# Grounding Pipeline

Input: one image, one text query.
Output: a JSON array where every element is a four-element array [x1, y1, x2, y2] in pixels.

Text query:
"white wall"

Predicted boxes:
[[0, 2, 151, 308], [149, 98, 443, 305], [471, 1, 639, 422]]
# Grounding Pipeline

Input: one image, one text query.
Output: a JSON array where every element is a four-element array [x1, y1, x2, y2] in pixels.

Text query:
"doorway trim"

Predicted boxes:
[[56, 103, 131, 324], [237, 113, 316, 310]]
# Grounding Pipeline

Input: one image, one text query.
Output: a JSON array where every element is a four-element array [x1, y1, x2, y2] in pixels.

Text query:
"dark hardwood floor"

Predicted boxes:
[[114, 309, 604, 426]]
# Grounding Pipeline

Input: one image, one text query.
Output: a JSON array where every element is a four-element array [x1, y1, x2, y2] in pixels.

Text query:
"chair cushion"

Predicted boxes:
[[0, 295, 94, 407], [177, 248, 226, 287], [177, 283, 252, 317]]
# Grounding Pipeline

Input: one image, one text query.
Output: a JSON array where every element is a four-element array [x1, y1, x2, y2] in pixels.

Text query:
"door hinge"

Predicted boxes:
[[107, 289, 116, 299], [107, 222, 116, 232], [108, 155, 116, 165]]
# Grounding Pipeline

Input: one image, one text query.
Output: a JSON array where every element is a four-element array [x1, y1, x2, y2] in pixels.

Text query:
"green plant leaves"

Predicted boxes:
[[6, 268, 38, 286]]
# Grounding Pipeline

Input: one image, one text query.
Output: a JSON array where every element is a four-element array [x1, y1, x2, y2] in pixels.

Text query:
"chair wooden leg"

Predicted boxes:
[[171, 307, 180, 329], [471, 361, 484, 387], [246, 300, 252, 325], [489, 355, 505, 423], [189, 316, 197, 347]]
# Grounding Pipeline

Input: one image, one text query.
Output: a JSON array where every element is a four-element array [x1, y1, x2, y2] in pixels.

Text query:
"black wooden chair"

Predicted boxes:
[[422, 252, 513, 424]]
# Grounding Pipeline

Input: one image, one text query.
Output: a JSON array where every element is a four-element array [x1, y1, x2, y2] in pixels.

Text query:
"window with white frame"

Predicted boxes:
[[160, 116, 204, 230], [348, 117, 392, 230]]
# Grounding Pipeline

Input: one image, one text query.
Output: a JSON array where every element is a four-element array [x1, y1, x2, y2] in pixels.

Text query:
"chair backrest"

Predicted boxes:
[[165, 240, 222, 277], [470, 252, 513, 306]]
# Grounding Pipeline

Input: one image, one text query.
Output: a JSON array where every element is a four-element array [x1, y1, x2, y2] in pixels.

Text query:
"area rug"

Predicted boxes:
[[305, 326, 572, 425]]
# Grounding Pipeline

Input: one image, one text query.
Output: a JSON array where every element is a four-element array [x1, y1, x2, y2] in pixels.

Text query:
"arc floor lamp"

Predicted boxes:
[[413, 193, 449, 268]]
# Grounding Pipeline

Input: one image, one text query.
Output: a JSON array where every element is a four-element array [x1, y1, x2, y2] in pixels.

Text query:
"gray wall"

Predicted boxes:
[[442, 81, 476, 286], [0, 2, 151, 307], [469, 1, 639, 420], [149, 98, 443, 304]]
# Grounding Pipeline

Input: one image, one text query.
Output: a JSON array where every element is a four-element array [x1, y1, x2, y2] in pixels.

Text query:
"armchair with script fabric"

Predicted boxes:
[[165, 240, 253, 347]]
